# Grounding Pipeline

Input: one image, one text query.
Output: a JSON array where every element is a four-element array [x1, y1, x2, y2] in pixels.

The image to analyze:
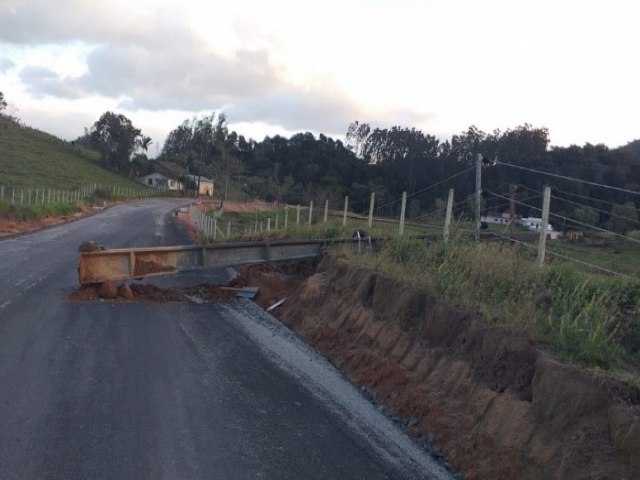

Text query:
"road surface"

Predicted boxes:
[[0, 199, 451, 480]]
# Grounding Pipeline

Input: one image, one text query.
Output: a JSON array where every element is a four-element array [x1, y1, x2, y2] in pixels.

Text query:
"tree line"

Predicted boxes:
[[76, 110, 640, 233]]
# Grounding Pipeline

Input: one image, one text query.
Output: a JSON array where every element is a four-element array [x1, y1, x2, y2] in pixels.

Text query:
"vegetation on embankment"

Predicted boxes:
[[0, 117, 144, 190], [0, 201, 82, 222], [342, 234, 640, 370]]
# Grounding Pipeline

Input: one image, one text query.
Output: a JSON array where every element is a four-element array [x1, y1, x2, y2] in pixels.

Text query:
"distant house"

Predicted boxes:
[[481, 212, 512, 225], [520, 217, 561, 239], [186, 174, 214, 196], [152, 161, 187, 192], [520, 217, 553, 232], [140, 172, 167, 188]]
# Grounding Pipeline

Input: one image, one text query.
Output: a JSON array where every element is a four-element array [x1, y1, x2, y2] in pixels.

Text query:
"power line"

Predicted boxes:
[[487, 190, 640, 245], [485, 191, 543, 213], [489, 231, 630, 277], [551, 195, 640, 228], [550, 187, 621, 209], [496, 161, 640, 197], [368, 167, 475, 215], [405, 167, 475, 200], [550, 212, 640, 246]]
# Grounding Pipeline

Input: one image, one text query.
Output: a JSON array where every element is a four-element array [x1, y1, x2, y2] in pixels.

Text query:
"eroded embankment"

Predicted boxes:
[[271, 256, 640, 479]]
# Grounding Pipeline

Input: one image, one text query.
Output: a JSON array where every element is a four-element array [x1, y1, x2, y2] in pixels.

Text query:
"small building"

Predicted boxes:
[[186, 175, 214, 196], [520, 217, 553, 232], [153, 161, 187, 192], [481, 212, 512, 225], [140, 172, 167, 188]]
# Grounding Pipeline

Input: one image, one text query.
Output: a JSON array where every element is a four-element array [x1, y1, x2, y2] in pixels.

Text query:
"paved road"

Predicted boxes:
[[0, 199, 451, 480]]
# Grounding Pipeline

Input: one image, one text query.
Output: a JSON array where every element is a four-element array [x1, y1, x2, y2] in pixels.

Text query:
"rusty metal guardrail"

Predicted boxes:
[[78, 238, 367, 285]]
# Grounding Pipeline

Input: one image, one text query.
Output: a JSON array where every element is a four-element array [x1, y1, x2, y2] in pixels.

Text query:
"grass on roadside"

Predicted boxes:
[[0, 200, 82, 222], [341, 230, 640, 370]]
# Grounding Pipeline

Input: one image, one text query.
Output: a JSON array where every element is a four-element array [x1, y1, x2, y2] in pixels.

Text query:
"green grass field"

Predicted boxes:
[[0, 117, 143, 190]]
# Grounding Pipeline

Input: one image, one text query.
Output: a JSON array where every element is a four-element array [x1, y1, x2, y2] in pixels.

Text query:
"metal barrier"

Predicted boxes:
[[78, 239, 362, 285]]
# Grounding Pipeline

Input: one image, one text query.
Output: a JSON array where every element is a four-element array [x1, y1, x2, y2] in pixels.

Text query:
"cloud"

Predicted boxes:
[[2, 0, 432, 140], [0, 58, 15, 73], [19, 66, 87, 98]]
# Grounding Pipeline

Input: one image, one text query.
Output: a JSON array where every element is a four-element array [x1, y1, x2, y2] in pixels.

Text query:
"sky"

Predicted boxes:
[[1, 0, 639, 153]]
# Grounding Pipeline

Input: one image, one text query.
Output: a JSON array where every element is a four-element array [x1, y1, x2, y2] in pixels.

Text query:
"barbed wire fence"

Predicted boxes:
[[0, 183, 164, 206], [183, 158, 640, 278]]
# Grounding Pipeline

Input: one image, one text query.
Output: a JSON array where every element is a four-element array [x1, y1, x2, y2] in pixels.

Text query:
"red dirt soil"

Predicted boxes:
[[264, 256, 640, 480], [0, 205, 94, 238], [70, 282, 236, 303], [235, 261, 316, 310]]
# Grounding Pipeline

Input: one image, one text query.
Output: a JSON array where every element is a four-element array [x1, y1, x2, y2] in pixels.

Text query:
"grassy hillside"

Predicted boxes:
[[0, 117, 141, 190]]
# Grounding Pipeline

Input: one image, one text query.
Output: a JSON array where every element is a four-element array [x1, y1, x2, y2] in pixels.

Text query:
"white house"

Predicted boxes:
[[520, 217, 554, 232], [481, 212, 512, 225], [141, 173, 167, 188]]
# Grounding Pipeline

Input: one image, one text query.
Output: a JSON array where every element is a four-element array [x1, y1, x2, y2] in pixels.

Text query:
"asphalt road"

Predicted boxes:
[[0, 199, 451, 480]]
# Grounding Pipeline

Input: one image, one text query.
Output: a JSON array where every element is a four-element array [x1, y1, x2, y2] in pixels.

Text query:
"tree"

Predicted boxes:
[[607, 202, 639, 234], [90, 111, 143, 174], [135, 135, 152, 153], [0, 91, 6, 113], [573, 206, 599, 227]]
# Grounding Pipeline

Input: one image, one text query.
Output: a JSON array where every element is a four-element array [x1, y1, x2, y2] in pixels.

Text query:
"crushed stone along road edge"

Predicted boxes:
[[224, 300, 453, 480]]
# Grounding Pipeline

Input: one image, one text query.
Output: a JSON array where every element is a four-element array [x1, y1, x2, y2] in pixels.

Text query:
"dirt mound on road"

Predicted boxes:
[[274, 256, 640, 479], [70, 282, 236, 303]]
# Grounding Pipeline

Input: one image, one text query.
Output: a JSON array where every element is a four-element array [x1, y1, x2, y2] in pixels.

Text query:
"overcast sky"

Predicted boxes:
[[1, 0, 639, 152]]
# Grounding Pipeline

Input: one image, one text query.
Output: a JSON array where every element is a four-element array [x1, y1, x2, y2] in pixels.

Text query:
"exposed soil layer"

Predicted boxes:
[[261, 256, 640, 480], [234, 260, 317, 310], [70, 282, 236, 303]]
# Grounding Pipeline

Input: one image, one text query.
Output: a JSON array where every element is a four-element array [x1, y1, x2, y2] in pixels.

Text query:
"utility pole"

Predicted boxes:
[[342, 196, 349, 227], [399, 191, 407, 236], [509, 183, 516, 234], [368, 192, 375, 228], [475, 154, 482, 242], [224, 171, 230, 204], [537, 186, 552, 268], [444, 188, 454, 242]]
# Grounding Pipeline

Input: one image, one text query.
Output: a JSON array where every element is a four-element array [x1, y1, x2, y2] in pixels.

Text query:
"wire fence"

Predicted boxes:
[[0, 183, 163, 206]]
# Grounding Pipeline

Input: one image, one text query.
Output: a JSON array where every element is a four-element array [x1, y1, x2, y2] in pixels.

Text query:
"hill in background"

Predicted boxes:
[[0, 117, 142, 190]]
